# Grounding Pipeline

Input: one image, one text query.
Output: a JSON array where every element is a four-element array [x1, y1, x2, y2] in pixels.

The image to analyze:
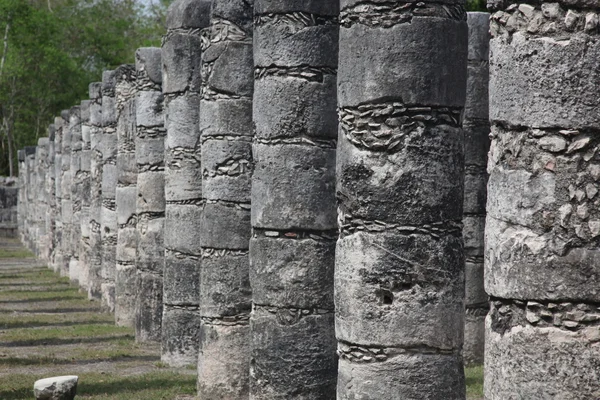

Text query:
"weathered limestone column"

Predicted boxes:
[[134, 47, 165, 343], [17, 149, 26, 243], [25, 146, 37, 251], [162, 0, 210, 366], [101, 70, 118, 312], [335, 1, 468, 398], [79, 100, 93, 291], [60, 109, 73, 277], [88, 82, 104, 300], [46, 124, 57, 268], [197, 0, 253, 397], [485, 3, 600, 399], [250, 1, 339, 397], [115, 65, 138, 328], [53, 115, 65, 273], [69, 106, 82, 284], [463, 12, 490, 366], [35, 138, 49, 261]]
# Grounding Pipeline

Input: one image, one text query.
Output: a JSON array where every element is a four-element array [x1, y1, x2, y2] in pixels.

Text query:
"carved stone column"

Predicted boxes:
[[115, 65, 138, 327], [250, 1, 339, 397], [335, 1, 468, 397], [100, 70, 118, 312], [135, 47, 165, 343], [162, 0, 211, 366], [197, 0, 253, 397], [485, 2, 600, 398]]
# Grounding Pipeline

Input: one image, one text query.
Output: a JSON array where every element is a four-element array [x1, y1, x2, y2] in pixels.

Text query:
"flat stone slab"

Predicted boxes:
[[34, 375, 78, 400]]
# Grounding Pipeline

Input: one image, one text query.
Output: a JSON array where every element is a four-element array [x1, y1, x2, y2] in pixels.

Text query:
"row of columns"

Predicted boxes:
[[17, 0, 596, 398]]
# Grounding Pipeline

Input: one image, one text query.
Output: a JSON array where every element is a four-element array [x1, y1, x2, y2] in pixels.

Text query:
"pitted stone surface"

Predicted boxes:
[[100, 69, 118, 312], [161, 0, 211, 366], [197, 3, 254, 395], [115, 64, 138, 328], [135, 47, 165, 343], [250, 0, 339, 397], [485, 0, 600, 398], [335, 1, 468, 398]]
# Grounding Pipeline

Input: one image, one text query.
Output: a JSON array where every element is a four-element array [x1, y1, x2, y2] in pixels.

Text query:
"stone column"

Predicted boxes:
[[134, 47, 165, 343], [485, 3, 600, 398], [53, 115, 64, 273], [101, 70, 118, 312], [25, 146, 37, 251], [46, 124, 57, 269], [69, 106, 82, 284], [462, 12, 490, 366], [197, 0, 253, 397], [88, 82, 103, 300], [35, 138, 49, 260], [335, 1, 468, 398], [60, 109, 72, 277], [115, 65, 138, 328], [17, 149, 26, 243], [162, 0, 210, 366], [79, 100, 93, 291], [250, 1, 339, 397]]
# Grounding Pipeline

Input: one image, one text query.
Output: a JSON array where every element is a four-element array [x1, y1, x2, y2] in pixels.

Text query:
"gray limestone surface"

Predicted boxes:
[[335, 1, 468, 399], [134, 47, 165, 343], [88, 82, 104, 300], [115, 64, 138, 328], [463, 11, 490, 366], [79, 100, 93, 293], [485, 1, 600, 398], [197, 0, 254, 397], [60, 109, 72, 278], [162, 0, 211, 367], [250, 0, 339, 397], [68, 106, 82, 285], [33, 375, 78, 400], [100, 70, 118, 312]]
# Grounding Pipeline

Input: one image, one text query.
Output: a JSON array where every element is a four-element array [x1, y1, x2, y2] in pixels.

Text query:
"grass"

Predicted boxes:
[[0, 371, 196, 399], [0, 239, 196, 400], [0, 248, 34, 258], [466, 365, 484, 399]]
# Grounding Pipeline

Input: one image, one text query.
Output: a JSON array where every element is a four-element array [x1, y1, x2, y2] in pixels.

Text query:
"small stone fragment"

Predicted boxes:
[[588, 220, 600, 237], [558, 204, 572, 227], [577, 204, 589, 220], [518, 3, 535, 19], [526, 310, 541, 324], [564, 10, 580, 30], [566, 135, 590, 154], [585, 13, 599, 32], [586, 184, 598, 199], [539, 135, 567, 152], [34, 376, 78, 400], [541, 3, 561, 19], [588, 164, 600, 180]]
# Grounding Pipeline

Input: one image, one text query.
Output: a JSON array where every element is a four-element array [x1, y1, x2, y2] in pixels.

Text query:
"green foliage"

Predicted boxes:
[[466, 0, 487, 12], [0, 0, 170, 176]]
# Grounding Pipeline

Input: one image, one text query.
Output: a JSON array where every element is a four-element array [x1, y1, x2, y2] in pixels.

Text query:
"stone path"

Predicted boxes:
[[0, 237, 195, 399]]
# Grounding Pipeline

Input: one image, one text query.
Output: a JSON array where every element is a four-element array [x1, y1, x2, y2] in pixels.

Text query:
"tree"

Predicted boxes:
[[0, 0, 168, 176]]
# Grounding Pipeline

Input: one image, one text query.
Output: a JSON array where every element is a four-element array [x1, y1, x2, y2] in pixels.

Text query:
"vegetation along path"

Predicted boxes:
[[0, 237, 195, 399]]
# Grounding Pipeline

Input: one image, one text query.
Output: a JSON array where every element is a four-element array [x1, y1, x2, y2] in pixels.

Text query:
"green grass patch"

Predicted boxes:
[[0, 311, 113, 329], [0, 371, 196, 399], [466, 365, 484, 399], [0, 323, 133, 343], [0, 248, 34, 258]]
